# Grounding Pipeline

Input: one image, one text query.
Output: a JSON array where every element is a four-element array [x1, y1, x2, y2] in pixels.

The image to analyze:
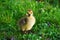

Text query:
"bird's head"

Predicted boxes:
[[26, 9, 33, 16]]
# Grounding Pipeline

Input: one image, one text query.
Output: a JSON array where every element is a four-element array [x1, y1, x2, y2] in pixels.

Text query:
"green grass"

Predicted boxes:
[[0, 0, 60, 40]]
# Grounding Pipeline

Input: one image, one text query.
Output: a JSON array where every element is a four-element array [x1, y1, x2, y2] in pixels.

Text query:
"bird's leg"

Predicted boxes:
[[23, 29, 28, 34], [24, 30, 29, 34], [24, 31, 27, 33]]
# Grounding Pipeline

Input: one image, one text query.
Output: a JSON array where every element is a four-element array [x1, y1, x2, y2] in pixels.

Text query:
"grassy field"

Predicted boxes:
[[0, 0, 60, 40]]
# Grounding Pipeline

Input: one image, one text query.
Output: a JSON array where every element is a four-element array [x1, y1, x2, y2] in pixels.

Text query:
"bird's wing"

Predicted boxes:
[[18, 17, 27, 26]]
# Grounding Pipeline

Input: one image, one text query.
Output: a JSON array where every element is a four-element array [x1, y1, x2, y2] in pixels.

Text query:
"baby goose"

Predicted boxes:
[[18, 10, 36, 33]]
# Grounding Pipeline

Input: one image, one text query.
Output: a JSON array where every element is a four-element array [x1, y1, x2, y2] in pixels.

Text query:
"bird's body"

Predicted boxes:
[[18, 10, 36, 33], [21, 16, 35, 31]]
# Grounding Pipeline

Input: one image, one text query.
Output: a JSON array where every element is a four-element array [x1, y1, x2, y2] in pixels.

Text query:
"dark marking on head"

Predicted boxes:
[[28, 14, 30, 16]]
